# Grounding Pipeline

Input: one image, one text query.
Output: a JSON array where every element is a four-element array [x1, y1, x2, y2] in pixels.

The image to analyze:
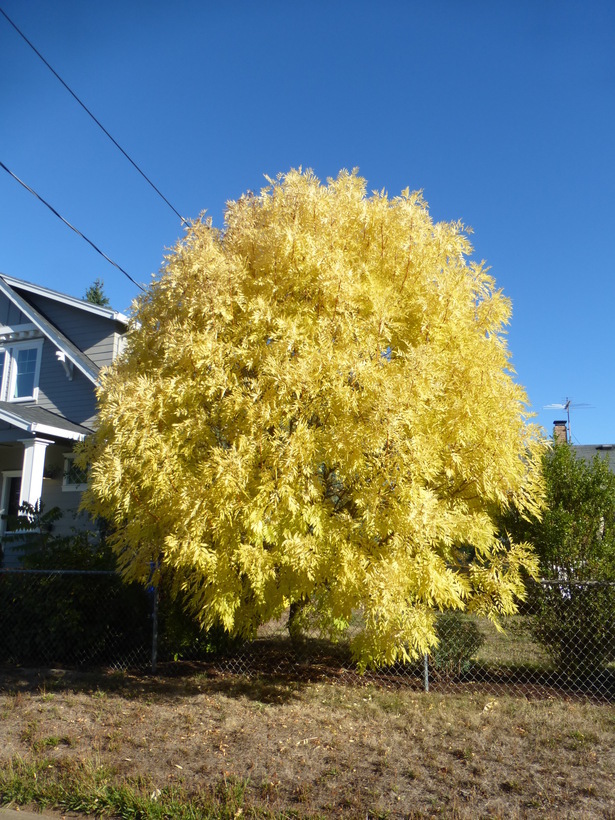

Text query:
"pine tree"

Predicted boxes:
[[84, 278, 110, 307], [82, 169, 545, 668]]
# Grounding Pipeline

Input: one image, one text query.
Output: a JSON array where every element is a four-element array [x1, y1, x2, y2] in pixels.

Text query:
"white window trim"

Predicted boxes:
[[0, 338, 44, 403], [62, 453, 88, 492]]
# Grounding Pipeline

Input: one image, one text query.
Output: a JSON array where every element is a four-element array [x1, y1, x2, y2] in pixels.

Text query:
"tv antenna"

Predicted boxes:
[[543, 397, 591, 443]]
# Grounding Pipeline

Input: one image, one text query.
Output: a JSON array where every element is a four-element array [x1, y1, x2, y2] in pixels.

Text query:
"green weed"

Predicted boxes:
[[0, 757, 267, 819]]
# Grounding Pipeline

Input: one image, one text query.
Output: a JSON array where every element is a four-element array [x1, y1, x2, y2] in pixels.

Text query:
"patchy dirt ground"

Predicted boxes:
[[1, 666, 614, 818]]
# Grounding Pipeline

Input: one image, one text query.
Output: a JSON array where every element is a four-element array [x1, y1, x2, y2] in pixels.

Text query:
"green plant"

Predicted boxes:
[[529, 581, 615, 677], [431, 612, 484, 676], [157, 585, 243, 660], [0, 756, 254, 819], [0, 504, 150, 666], [3, 501, 113, 570], [84, 278, 110, 307], [0, 503, 243, 667], [499, 442, 615, 676]]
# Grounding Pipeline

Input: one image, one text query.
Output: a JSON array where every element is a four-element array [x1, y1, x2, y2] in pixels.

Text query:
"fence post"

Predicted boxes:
[[147, 560, 159, 675], [423, 652, 429, 692], [151, 584, 158, 674]]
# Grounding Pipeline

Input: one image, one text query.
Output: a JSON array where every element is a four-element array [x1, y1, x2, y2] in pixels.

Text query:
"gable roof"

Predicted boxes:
[[0, 274, 124, 385], [1, 274, 129, 325]]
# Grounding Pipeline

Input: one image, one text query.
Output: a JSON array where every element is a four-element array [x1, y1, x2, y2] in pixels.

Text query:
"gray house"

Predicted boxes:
[[0, 274, 128, 564]]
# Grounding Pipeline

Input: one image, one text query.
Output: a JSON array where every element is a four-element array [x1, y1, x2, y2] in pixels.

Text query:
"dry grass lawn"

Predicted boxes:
[[0, 666, 614, 818]]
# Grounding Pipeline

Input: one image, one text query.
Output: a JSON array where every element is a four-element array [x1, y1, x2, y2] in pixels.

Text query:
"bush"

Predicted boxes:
[[498, 442, 615, 677], [0, 570, 152, 666], [529, 582, 615, 677], [157, 585, 243, 660], [431, 612, 484, 676], [0, 504, 241, 666]]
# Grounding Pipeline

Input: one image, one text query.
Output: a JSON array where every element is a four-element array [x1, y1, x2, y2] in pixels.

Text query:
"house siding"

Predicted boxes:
[[36, 341, 98, 428], [41, 444, 91, 534], [0, 446, 25, 472], [15, 293, 123, 368], [0, 288, 100, 425], [0, 293, 29, 327]]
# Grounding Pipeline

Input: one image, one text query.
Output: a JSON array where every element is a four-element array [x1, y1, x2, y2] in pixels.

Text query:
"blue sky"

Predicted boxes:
[[1, 1, 614, 443]]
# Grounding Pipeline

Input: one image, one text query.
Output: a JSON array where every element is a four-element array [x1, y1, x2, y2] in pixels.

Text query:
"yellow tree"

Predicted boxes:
[[83, 169, 545, 668]]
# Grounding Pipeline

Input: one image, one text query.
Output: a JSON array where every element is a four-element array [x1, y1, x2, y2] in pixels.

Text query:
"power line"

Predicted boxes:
[[0, 5, 188, 226], [0, 160, 145, 292]]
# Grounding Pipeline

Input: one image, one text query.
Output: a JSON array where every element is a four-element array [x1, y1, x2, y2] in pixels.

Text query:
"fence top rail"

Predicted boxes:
[[0, 568, 117, 576], [539, 579, 615, 587], [2, 569, 614, 584]]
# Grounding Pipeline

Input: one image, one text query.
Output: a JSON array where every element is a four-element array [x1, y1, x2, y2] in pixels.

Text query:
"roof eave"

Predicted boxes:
[[0, 278, 100, 385], [0, 408, 86, 441], [0, 273, 130, 326]]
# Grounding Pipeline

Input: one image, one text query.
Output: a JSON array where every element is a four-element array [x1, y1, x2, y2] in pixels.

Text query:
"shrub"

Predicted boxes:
[[83, 169, 545, 671], [157, 585, 243, 660], [431, 612, 484, 676], [0, 504, 240, 666], [499, 442, 615, 677], [529, 582, 615, 677]]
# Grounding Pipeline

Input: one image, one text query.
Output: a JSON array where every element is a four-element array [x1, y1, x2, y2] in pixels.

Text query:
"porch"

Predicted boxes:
[[0, 403, 92, 566]]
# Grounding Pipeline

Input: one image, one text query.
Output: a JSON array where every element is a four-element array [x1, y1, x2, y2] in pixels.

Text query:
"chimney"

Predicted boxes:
[[553, 420, 568, 444]]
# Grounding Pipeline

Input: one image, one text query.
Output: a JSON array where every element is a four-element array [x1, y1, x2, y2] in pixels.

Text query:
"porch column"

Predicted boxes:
[[19, 437, 54, 509]]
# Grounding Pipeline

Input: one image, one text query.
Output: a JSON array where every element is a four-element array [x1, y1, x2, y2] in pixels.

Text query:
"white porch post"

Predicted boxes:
[[19, 437, 53, 509]]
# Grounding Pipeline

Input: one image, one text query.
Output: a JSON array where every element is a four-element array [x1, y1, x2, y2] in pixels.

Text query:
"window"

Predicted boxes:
[[0, 340, 43, 402], [13, 347, 39, 398], [63, 453, 88, 492]]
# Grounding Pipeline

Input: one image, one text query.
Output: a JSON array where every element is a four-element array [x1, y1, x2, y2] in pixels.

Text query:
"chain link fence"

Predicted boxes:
[[0, 569, 153, 669], [1, 569, 614, 701]]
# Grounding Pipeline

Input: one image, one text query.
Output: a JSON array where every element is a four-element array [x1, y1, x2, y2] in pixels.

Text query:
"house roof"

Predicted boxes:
[[572, 444, 615, 472], [0, 402, 92, 441], [0, 275, 107, 385], [0, 274, 130, 326]]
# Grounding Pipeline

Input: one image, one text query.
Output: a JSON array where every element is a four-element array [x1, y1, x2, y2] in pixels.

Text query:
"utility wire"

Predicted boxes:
[[0, 160, 145, 292], [0, 6, 188, 226]]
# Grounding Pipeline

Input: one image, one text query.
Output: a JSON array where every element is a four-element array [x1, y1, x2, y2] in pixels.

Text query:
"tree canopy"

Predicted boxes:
[[83, 169, 545, 668], [499, 441, 615, 581]]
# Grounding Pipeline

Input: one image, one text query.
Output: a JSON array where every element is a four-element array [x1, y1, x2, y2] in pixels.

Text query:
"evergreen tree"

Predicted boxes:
[[84, 278, 110, 307]]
